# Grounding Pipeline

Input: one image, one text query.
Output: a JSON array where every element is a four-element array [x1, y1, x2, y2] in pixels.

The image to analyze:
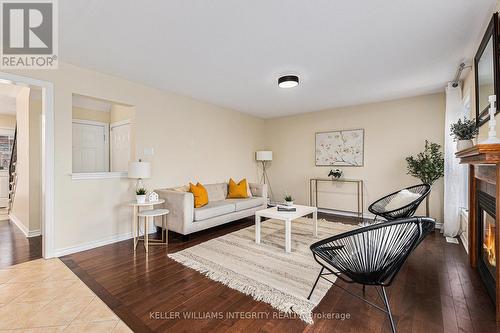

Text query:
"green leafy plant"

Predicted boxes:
[[284, 194, 293, 202], [450, 117, 478, 141], [405, 140, 444, 216], [136, 188, 147, 195]]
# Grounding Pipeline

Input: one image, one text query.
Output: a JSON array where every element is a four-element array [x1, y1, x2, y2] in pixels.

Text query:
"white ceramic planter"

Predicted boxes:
[[457, 139, 473, 151], [136, 195, 146, 204], [285, 201, 294, 206]]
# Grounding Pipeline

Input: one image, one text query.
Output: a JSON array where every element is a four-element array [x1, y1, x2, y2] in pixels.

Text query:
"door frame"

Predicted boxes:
[[0, 72, 55, 259], [72, 119, 110, 172]]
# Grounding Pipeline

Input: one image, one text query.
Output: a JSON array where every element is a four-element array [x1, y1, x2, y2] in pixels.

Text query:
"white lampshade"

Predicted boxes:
[[128, 161, 151, 179], [256, 151, 273, 161]]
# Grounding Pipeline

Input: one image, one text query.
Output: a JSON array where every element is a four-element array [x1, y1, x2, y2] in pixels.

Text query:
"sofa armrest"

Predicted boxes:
[[156, 189, 194, 235], [249, 183, 267, 198]]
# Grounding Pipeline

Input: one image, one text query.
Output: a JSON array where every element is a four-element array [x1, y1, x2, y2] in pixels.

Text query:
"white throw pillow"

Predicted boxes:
[[384, 189, 421, 211]]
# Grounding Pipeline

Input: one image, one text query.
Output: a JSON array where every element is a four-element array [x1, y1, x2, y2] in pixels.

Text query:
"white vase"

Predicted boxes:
[[136, 195, 146, 204], [456, 139, 473, 151], [285, 201, 293, 206]]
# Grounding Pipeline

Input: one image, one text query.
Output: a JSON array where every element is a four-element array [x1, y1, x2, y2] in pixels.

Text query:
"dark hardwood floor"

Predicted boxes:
[[0, 219, 42, 268], [61, 215, 497, 333]]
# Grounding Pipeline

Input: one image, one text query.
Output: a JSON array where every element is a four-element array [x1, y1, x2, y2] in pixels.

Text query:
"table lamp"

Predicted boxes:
[[128, 159, 151, 190]]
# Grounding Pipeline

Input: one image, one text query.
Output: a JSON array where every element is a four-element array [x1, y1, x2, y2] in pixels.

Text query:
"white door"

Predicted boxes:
[[110, 121, 131, 172], [72, 121, 109, 173]]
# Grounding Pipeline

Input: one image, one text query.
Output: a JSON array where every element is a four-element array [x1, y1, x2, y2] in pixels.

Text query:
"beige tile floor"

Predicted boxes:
[[0, 258, 132, 332]]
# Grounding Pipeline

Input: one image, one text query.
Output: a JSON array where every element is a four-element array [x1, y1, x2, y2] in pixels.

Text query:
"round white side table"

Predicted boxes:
[[129, 199, 165, 251], [136, 208, 169, 252]]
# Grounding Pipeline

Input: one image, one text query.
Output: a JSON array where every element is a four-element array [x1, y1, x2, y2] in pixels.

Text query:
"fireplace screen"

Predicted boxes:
[[482, 211, 496, 277]]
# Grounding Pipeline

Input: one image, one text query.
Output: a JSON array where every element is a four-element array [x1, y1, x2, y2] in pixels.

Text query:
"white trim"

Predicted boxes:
[[460, 232, 469, 253], [110, 119, 131, 128], [0, 72, 55, 259], [317, 207, 443, 229], [317, 207, 377, 220], [53, 232, 133, 257], [71, 171, 127, 180], [8, 214, 39, 237], [28, 229, 41, 237], [0, 128, 14, 136], [9, 213, 28, 237], [72, 119, 108, 127]]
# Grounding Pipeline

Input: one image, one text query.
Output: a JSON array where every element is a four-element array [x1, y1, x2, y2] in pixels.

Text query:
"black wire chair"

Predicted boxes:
[[307, 217, 435, 333], [368, 184, 431, 222]]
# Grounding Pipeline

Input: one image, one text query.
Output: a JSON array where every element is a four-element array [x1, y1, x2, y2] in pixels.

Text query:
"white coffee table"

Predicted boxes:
[[255, 204, 318, 253]]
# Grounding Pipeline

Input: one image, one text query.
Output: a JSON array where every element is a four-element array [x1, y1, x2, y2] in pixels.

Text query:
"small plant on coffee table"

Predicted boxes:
[[284, 194, 294, 206]]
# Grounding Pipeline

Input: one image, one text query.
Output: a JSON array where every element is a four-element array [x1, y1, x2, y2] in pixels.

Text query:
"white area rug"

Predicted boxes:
[[168, 217, 356, 323]]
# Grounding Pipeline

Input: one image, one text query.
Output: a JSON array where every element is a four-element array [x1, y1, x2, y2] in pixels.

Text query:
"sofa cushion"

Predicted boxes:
[[228, 197, 265, 211], [204, 183, 228, 201], [194, 200, 235, 221]]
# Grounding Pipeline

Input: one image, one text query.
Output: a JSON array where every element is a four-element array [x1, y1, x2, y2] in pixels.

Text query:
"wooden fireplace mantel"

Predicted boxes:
[[456, 143, 500, 164], [457, 144, 500, 323]]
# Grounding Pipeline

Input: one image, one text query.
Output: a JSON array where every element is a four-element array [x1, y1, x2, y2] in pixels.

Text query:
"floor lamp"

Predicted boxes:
[[256, 151, 274, 203]]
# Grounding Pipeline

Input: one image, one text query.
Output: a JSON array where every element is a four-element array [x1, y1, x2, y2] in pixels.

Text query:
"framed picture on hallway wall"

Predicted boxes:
[[315, 129, 364, 166]]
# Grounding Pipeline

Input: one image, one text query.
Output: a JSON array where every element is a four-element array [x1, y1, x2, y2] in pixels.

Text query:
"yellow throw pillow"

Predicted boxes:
[[189, 182, 208, 208], [227, 178, 248, 199]]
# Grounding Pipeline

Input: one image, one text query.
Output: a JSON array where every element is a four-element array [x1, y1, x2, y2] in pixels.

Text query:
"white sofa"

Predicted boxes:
[[155, 182, 267, 236]]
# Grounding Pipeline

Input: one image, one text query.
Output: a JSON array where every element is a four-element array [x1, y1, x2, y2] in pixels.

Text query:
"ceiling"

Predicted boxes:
[[60, 1, 495, 118]]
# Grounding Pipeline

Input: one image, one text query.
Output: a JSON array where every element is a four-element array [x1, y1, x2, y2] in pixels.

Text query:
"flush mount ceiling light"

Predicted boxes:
[[278, 75, 299, 88]]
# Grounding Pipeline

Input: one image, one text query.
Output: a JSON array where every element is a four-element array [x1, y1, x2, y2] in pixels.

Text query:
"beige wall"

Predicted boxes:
[[0, 114, 16, 129], [264, 93, 446, 221], [110, 104, 134, 123], [10, 91, 42, 235], [72, 106, 110, 123], [7, 62, 265, 252], [11, 87, 30, 232]]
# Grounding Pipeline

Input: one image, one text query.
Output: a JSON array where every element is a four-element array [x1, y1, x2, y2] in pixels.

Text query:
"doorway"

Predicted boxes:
[[0, 72, 54, 260]]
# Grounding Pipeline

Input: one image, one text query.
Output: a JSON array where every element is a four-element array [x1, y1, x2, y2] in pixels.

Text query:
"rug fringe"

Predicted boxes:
[[168, 252, 316, 324]]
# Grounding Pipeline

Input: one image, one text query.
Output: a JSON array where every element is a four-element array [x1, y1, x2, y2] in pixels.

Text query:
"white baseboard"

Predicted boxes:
[[9, 214, 42, 238], [53, 232, 133, 257], [460, 232, 469, 253], [318, 208, 443, 230], [317, 208, 376, 220], [9, 214, 28, 237], [28, 229, 41, 237]]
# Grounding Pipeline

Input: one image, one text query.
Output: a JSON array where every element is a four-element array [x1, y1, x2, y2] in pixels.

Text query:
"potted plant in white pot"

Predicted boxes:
[[450, 116, 478, 151], [284, 194, 294, 206], [136, 188, 147, 204]]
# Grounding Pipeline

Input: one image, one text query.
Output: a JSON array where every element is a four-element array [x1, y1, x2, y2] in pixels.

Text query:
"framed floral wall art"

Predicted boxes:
[[315, 129, 364, 166]]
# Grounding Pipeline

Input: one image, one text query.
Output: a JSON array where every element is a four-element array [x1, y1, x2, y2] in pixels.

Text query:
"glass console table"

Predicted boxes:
[[309, 178, 364, 220]]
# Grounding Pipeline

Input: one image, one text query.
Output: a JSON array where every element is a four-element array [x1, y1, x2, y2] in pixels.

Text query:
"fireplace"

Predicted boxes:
[[456, 144, 500, 323], [478, 190, 497, 302]]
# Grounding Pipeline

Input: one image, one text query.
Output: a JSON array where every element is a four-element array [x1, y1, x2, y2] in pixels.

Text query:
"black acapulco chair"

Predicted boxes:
[[307, 217, 436, 333], [367, 184, 431, 223]]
